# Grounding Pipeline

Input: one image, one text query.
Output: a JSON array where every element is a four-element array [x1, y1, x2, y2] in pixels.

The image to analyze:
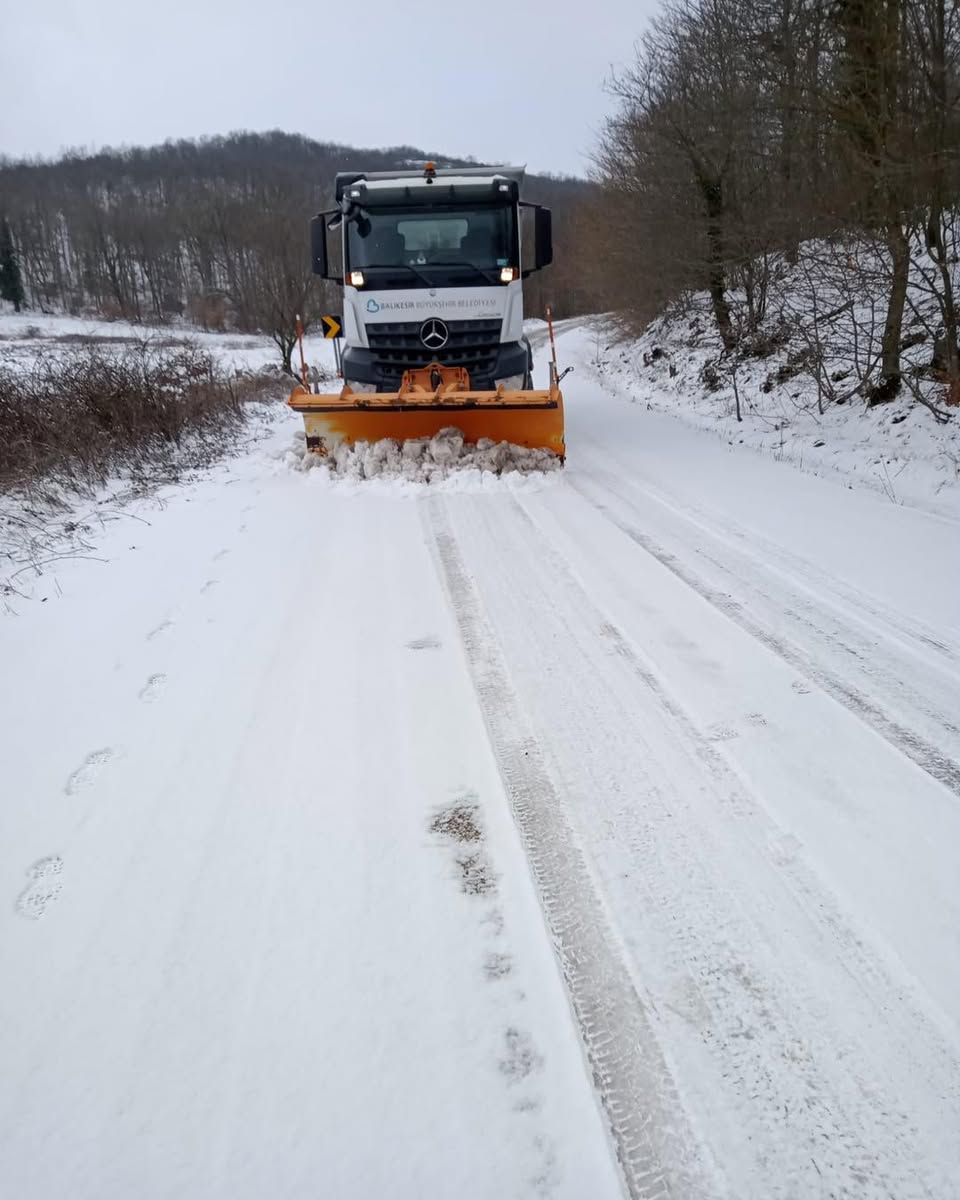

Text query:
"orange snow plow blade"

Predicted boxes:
[[288, 364, 565, 460]]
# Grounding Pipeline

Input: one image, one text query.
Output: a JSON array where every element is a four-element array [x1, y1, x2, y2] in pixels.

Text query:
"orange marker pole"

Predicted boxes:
[[296, 314, 309, 389], [546, 305, 559, 390]]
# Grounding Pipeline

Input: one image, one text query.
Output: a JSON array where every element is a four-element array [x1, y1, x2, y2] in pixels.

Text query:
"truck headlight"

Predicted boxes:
[[495, 374, 525, 391]]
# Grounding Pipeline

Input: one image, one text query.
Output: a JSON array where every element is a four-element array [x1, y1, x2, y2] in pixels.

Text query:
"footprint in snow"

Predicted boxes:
[[707, 724, 739, 743], [792, 680, 812, 695], [530, 1134, 560, 1195], [146, 619, 174, 641], [16, 857, 63, 920], [407, 635, 441, 650], [200, 579, 218, 594], [64, 748, 114, 795], [745, 712, 768, 727], [213, 549, 229, 562], [498, 1028, 544, 1083], [138, 673, 167, 702], [769, 832, 802, 867], [484, 952, 513, 981], [481, 907, 506, 938]]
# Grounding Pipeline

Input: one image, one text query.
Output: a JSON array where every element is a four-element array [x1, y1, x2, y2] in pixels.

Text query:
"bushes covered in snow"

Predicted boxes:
[[0, 342, 277, 492]]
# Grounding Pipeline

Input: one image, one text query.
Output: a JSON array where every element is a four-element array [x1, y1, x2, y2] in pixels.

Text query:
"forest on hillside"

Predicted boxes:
[[0, 132, 597, 362]]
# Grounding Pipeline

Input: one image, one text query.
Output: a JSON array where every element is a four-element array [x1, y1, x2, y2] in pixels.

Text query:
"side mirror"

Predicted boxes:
[[521, 204, 554, 276], [535, 207, 553, 270], [310, 215, 328, 277], [311, 210, 342, 280]]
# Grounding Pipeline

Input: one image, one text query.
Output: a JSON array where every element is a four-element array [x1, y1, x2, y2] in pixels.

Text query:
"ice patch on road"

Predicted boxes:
[[283, 428, 561, 492]]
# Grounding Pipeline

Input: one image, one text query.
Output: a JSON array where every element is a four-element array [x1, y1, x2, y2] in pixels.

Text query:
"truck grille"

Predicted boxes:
[[366, 318, 502, 388]]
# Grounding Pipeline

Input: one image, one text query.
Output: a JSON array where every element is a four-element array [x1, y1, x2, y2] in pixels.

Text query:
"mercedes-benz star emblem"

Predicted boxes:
[[420, 318, 449, 350]]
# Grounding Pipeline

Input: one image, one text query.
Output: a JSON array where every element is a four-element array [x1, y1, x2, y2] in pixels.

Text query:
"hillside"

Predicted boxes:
[[0, 131, 598, 331]]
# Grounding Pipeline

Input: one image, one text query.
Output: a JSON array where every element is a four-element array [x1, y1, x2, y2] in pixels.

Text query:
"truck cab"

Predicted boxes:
[[310, 164, 554, 394]]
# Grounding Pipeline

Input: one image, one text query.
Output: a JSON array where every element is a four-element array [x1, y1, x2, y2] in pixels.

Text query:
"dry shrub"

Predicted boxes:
[[0, 342, 275, 492]]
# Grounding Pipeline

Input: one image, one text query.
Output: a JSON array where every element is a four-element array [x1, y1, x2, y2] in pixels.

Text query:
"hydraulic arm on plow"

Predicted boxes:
[[288, 162, 565, 461]]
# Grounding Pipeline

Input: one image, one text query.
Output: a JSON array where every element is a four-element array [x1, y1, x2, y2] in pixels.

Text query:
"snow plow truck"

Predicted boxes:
[[288, 163, 565, 460]]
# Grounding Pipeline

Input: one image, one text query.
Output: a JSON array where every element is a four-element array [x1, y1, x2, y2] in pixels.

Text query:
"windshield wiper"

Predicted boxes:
[[361, 263, 435, 288], [426, 260, 499, 283]]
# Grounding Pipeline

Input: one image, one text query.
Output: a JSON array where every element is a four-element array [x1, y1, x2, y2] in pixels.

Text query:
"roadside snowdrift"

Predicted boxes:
[[574, 258, 960, 518]]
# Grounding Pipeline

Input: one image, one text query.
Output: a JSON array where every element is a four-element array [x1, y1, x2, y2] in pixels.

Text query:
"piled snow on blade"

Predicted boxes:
[[285, 427, 562, 483]]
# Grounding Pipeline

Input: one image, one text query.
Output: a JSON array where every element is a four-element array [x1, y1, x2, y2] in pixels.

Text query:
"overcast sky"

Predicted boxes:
[[1, 0, 656, 176]]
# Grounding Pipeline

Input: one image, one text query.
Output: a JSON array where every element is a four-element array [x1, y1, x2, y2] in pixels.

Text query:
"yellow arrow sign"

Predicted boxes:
[[321, 314, 342, 339]]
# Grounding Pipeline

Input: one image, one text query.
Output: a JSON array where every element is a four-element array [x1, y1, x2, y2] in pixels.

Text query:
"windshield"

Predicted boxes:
[[346, 204, 516, 287]]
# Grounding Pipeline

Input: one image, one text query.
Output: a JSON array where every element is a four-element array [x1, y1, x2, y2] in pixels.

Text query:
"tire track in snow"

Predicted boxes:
[[577, 589, 960, 1058], [424, 497, 718, 1200], [574, 449, 960, 685], [454, 490, 959, 1197], [569, 473, 960, 799], [576, 436, 960, 672]]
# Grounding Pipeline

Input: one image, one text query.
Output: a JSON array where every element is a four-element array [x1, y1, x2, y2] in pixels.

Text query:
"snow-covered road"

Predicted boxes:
[[2, 327, 959, 1198]]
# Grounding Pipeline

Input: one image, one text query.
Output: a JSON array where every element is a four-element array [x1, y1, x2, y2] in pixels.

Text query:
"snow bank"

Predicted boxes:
[[567, 316, 960, 519], [283, 427, 562, 492]]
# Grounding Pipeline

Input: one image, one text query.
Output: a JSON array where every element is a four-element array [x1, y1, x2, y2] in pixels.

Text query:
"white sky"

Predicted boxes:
[[1, 0, 656, 176]]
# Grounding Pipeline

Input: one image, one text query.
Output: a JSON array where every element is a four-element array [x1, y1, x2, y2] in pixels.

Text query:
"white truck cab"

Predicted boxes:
[[309, 164, 554, 394]]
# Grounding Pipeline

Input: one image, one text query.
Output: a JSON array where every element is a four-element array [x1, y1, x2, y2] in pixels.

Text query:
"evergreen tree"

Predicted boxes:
[[0, 218, 25, 312]]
